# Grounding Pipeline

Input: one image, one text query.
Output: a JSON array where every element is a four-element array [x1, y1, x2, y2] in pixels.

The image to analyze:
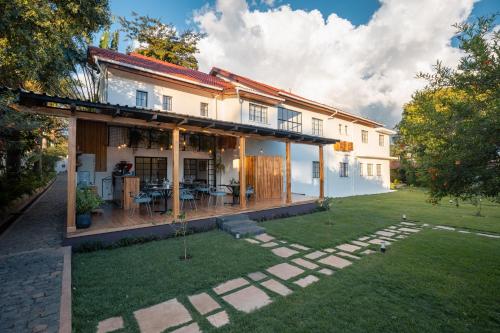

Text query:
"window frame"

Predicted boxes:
[[278, 107, 302, 133], [338, 124, 342, 134], [367, 163, 373, 176], [362, 130, 368, 143], [136, 90, 148, 108], [200, 102, 209, 117], [376, 163, 382, 176], [312, 161, 320, 179], [249, 103, 268, 124], [134, 156, 167, 185], [359, 162, 364, 176], [339, 162, 349, 177], [379, 134, 384, 146], [312, 118, 323, 136], [162, 95, 172, 111]]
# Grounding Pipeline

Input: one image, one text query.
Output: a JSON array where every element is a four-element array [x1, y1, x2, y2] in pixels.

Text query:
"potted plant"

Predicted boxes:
[[76, 187, 103, 229]]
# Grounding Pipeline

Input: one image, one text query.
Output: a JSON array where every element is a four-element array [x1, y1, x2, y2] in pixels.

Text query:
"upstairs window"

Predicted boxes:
[[359, 162, 364, 176], [339, 162, 349, 177], [338, 124, 342, 134], [312, 118, 323, 136], [367, 163, 373, 176], [362, 130, 368, 143], [162, 95, 172, 111], [136, 90, 148, 108], [376, 164, 382, 176], [345, 125, 348, 135], [312, 161, 320, 179], [200, 102, 209, 117], [379, 134, 385, 146], [278, 107, 302, 133], [249, 103, 268, 123]]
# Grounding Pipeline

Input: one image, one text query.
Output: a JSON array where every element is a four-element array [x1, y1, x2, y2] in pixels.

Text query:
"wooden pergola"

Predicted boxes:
[[8, 89, 337, 233]]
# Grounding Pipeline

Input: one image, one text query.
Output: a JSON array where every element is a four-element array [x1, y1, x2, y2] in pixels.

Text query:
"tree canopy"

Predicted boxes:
[[396, 16, 500, 204], [120, 12, 203, 69]]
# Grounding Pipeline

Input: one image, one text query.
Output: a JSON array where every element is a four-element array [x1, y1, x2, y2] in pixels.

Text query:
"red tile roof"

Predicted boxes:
[[88, 47, 234, 90]]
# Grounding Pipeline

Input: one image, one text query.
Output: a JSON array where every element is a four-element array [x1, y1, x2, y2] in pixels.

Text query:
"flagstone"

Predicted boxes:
[[188, 292, 220, 315], [271, 247, 299, 258], [261, 241, 278, 248], [401, 222, 416, 226], [378, 236, 397, 242], [361, 249, 376, 255], [317, 268, 334, 275], [293, 275, 319, 288], [304, 250, 327, 260], [245, 238, 259, 244], [260, 279, 293, 296], [324, 248, 335, 253], [336, 244, 361, 253], [458, 230, 471, 234], [436, 225, 455, 231], [213, 277, 249, 295], [477, 233, 500, 239], [368, 238, 390, 245], [351, 240, 369, 247], [97, 316, 124, 333], [358, 236, 370, 241], [388, 226, 397, 229], [396, 235, 407, 239], [279, 240, 287, 243], [336, 252, 361, 260], [318, 255, 352, 269], [171, 323, 201, 333], [206, 310, 230, 328], [399, 227, 420, 233], [247, 271, 267, 282], [266, 263, 304, 280], [289, 243, 310, 251], [222, 285, 272, 313], [255, 233, 275, 242], [376, 231, 395, 237], [292, 258, 319, 269], [133, 298, 192, 333]]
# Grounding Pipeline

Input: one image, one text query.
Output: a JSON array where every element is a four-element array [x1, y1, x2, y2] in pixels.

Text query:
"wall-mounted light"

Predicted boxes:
[[259, 148, 264, 155], [233, 158, 240, 169]]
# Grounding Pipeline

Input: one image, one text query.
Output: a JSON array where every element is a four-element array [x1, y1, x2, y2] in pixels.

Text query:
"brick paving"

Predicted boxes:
[[0, 174, 66, 333]]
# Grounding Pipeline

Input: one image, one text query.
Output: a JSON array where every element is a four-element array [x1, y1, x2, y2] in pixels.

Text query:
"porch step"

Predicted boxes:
[[216, 214, 265, 238]]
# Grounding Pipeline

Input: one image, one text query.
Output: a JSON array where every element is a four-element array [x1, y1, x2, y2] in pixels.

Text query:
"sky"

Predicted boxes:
[[101, 0, 499, 127]]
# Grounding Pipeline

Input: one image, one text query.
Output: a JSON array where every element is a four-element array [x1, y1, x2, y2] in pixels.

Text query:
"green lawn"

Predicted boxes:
[[72, 188, 500, 332], [263, 188, 500, 248]]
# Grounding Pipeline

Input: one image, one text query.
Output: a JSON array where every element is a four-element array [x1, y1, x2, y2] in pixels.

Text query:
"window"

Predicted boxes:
[[367, 163, 373, 176], [249, 103, 268, 123], [278, 107, 302, 133], [376, 164, 382, 176], [162, 95, 172, 111], [345, 125, 348, 135], [338, 124, 342, 134], [134, 157, 167, 184], [312, 118, 323, 136], [339, 162, 349, 177], [362, 130, 368, 143], [359, 163, 364, 176], [136, 90, 148, 108], [200, 102, 209, 117], [379, 134, 384, 146], [312, 161, 320, 179]]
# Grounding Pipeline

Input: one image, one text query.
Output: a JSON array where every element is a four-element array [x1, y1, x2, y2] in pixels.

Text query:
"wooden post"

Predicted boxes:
[[319, 145, 324, 199], [67, 117, 77, 233], [172, 127, 180, 218], [239, 136, 246, 208], [286, 141, 292, 204]]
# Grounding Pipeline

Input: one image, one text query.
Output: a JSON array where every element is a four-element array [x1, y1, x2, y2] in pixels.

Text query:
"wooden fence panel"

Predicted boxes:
[[76, 120, 107, 171], [245, 155, 283, 200]]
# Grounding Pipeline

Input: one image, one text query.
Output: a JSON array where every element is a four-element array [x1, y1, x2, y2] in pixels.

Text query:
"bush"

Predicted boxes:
[[76, 187, 103, 214]]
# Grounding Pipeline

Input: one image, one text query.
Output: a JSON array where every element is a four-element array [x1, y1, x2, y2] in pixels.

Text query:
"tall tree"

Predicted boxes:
[[99, 30, 111, 49], [119, 12, 203, 69], [110, 31, 120, 51], [397, 16, 500, 205]]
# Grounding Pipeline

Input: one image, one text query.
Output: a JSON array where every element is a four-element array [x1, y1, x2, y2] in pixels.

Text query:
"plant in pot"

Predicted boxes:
[[76, 187, 103, 229]]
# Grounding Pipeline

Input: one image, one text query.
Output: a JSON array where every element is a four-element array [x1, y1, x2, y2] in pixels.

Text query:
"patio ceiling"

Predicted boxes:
[[7, 88, 337, 146]]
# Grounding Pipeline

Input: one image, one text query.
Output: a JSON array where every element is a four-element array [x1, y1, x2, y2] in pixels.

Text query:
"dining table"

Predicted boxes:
[[146, 184, 172, 214], [220, 183, 240, 205]]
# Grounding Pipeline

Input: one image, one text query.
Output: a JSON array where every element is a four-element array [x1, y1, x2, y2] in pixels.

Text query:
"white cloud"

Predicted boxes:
[[193, 0, 477, 127]]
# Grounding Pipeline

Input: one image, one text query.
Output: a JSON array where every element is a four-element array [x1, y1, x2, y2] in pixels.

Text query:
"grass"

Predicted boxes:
[[72, 188, 500, 332], [262, 188, 500, 248]]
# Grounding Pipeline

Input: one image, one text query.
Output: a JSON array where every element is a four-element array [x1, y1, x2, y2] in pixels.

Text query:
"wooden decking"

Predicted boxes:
[[68, 194, 316, 238]]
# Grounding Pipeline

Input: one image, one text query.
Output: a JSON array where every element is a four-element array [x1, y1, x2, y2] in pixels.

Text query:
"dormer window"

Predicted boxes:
[[136, 90, 148, 108], [200, 102, 209, 117]]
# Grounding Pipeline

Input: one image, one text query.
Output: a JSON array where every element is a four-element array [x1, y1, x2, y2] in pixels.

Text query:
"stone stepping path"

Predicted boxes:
[[206, 310, 229, 328], [248, 271, 267, 281], [305, 250, 327, 260], [97, 316, 124, 333], [172, 323, 201, 333], [290, 243, 310, 251], [336, 252, 361, 260], [294, 275, 319, 288], [254, 233, 275, 242], [261, 241, 279, 248], [188, 292, 221, 315], [260, 279, 293, 296], [222, 285, 272, 313], [213, 277, 249, 295], [351, 240, 369, 247], [318, 255, 352, 269], [133, 298, 192, 333], [292, 258, 319, 270], [272, 246, 299, 258], [266, 263, 305, 280], [336, 244, 361, 253]]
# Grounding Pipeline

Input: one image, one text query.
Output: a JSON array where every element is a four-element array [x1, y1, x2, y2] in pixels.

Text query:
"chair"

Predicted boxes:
[[180, 188, 197, 211], [149, 190, 163, 210], [208, 186, 226, 207], [130, 192, 153, 217], [246, 185, 255, 200], [196, 185, 210, 200]]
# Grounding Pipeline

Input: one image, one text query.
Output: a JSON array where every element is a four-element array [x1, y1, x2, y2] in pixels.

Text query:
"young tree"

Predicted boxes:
[[397, 16, 500, 205], [110, 31, 120, 51], [99, 30, 111, 49], [120, 12, 203, 69]]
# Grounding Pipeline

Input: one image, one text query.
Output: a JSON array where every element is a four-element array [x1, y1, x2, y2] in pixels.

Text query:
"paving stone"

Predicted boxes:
[[279, 240, 287, 243], [399, 227, 420, 233], [358, 236, 370, 241], [32, 324, 48, 333], [188, 292, 220, 315], [336, 244, 361, 253], [247, 271, 267, 282], [324, 248, 336, 253], [401, 222, 416, 226], [260, 279, 293, 296], [266, 263, 304, 280], [254, 233, 275, 242], [361, 249, 376, 255], [477, 233, 500, 239], [336, 252, 361, 260], [244, 238, 260, 244], [289, 243, 310, 251], [436, 225, 455, 231], [271, 247, 299, 258], [171, 323, 202, 333], [134, 298, 192, 333], [379, 236, 398, 242], [304, 250, 327, 260], [368, 238, 390, 245], [388, 226, 397, 229], [213, 278, 249, 295], [318, 255, 352, 269], [292, 258, 319, 269], [351, 240, 369, 247], [317, 268, 334, 276], [458, 230, 471, 234], [261, 241, 278, 248], [222, 285, 272, 313], [396, 235, 407, 239], [206, 310, 230, 328], [97, 316, 124, 333], [293, 275, 319, 288], [376, 231, 396, 237]]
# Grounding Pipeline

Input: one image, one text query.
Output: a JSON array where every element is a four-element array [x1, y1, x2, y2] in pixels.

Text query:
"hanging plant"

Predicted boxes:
[[215, 157, 225, 174], [129, 128, 143, 148]]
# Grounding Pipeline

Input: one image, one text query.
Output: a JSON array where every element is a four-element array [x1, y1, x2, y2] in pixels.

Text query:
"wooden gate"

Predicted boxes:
[[245, 156, 283, 200]]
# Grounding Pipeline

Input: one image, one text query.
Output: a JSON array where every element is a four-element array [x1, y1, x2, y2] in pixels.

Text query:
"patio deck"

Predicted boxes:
[[68, 193, 317, 238]]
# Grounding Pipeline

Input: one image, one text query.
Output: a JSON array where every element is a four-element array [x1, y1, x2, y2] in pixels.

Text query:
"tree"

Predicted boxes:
[[396, 16, 500, 206], [99, 30, 111, 49], [110, 31, 120, 51], [119, 12, 203, 69]]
